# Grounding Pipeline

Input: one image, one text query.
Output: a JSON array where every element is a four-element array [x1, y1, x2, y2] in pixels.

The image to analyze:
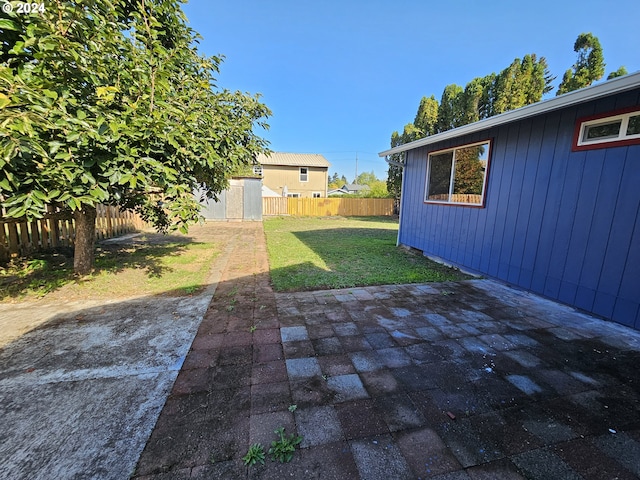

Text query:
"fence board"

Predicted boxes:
[[0, 205, 147, 261], [263, 197, 394, 217]]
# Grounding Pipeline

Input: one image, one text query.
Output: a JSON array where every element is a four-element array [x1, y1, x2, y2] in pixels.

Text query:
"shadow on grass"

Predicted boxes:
[[0, 233, 201, 301], [268, 227, 470, 292]]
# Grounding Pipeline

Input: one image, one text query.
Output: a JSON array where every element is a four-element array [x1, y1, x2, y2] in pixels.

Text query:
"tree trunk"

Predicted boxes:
[[73, 206, 97, 276]]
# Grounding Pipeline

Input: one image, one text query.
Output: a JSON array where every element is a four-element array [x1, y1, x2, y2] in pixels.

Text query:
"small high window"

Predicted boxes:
[[425, 140, 490, 206], [253, 165, 263, 176], [299, 167, 308, 182], [574, 108, 640, 150]]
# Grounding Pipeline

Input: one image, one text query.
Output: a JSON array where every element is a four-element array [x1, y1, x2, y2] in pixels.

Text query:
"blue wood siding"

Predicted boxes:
[[399, 89, 640, 329]]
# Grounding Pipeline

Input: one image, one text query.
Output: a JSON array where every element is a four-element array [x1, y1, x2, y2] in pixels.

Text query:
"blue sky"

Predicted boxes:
[[181, 0, 639, 181]]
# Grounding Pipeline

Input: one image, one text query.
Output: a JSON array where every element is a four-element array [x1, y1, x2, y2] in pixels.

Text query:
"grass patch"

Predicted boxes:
[[0, 233, 219, 302], [264, 216, 471, 292]]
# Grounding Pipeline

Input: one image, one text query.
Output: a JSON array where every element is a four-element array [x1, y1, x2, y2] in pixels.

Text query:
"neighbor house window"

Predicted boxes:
[[287, 193, 300, 198], [299, 167, 308, 182], [574, 107, 640, 150], [425, 140, 491, 206], [312, 192, 321, 198], [253, 165, 263, 176]]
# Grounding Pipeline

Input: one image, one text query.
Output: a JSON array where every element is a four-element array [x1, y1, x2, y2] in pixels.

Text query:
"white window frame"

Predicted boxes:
[[575, 108, 640, 150], [312, 192, 322, 198], [287, 193, 300, 198], [253, 165, 263, 176], [424, 139, 491, 207], [299, 167, 308, 182]]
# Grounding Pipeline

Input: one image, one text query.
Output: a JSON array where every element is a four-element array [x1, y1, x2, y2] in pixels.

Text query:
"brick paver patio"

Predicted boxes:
[[133, 222, 640, 480]]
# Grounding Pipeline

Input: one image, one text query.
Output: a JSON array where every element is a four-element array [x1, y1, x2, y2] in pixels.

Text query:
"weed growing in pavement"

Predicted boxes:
[[288, 404, 297, 412], [249, 325, 257, 333], [269, 427, 302, 463], [242, 443, 266, 466]]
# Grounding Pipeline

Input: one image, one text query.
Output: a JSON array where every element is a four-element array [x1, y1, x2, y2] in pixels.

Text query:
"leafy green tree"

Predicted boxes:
[[413, 95, 439, 136], [607, 66, 628, 80], [460, 75, 494, 124], [0, 0, 270, 274], [436, 84, 464, 132], [387, 123, 421, 205], [328, 173, 344, 190], [367, 180, 390, 198], [355, 170, 378, 186], [557, 33, 605, 95]]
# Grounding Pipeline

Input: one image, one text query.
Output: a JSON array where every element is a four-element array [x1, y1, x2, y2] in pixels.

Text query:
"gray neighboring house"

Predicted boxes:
[[329, 184, 371, 195]]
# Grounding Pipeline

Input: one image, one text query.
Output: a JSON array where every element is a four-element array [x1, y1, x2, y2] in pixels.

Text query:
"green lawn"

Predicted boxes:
[[0, 234, 219, 302], [264, 216, 471, 292]]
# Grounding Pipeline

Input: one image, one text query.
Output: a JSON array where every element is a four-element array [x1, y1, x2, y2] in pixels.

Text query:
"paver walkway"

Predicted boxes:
[[134, 222, 640, 480]]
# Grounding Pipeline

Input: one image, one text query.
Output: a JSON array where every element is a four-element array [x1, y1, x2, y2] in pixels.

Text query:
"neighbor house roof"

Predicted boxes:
[[261, 185, 281, 197], [257, 152, 330, 168], [343, 183, 370, 192], [379, 71, 640, 157]]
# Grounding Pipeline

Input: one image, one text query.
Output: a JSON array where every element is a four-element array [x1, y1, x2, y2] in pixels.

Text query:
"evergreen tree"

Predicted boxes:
[[437, 84, 464, 132], [557, 33, 605, 95], [491, 55, 554, 115], [413, 95, 439, 136], [387, 123, 421, 205], [460, 75, 494, 124], [607, 66, 628, 80]]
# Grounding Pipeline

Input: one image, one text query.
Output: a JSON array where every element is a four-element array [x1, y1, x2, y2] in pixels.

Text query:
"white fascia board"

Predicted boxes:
[[379, 71, 640, 157]]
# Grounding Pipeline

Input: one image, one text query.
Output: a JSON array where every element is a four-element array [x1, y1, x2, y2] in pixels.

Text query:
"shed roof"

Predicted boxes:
[[257, 152, 330, 168], [379, 71, 640, 157]]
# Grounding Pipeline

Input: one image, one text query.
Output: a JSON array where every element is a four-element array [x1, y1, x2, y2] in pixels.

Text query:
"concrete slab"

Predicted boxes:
[[0, 295, 213, 480]]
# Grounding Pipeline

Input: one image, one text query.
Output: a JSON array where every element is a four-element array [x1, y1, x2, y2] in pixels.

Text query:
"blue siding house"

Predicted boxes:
[[379, 73, 640, 330]]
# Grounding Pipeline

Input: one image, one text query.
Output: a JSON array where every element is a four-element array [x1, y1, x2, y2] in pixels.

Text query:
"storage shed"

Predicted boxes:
[[379, 73, 640, 330], [199, 177, 262, 221]]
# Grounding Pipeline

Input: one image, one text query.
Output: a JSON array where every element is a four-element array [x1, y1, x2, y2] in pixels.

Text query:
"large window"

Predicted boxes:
[[574, 107, 640, 150], [299, 167, 308, 182], [425, 140, 490, 206]]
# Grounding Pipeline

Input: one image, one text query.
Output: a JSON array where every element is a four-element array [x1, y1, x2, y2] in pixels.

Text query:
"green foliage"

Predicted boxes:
[[387, 52, 554, 203], [268, 427, 302, 463], [354, 170, 377, 186], [413, 95, 439, 136], [491, 55, 554, 115], [387, 123, 423, 202], [0, 0, 270, 272], [437, 84, 464, 132], [607, 66, 628, 80], [242, 443, 266, 466], [557, 32, 605, 95]]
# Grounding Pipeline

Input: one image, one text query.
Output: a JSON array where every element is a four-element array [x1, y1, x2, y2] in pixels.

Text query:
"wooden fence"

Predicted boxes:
[[0, 204, 146, 261], [263, 197, 395, 217], [427, 194, 483, 204]]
